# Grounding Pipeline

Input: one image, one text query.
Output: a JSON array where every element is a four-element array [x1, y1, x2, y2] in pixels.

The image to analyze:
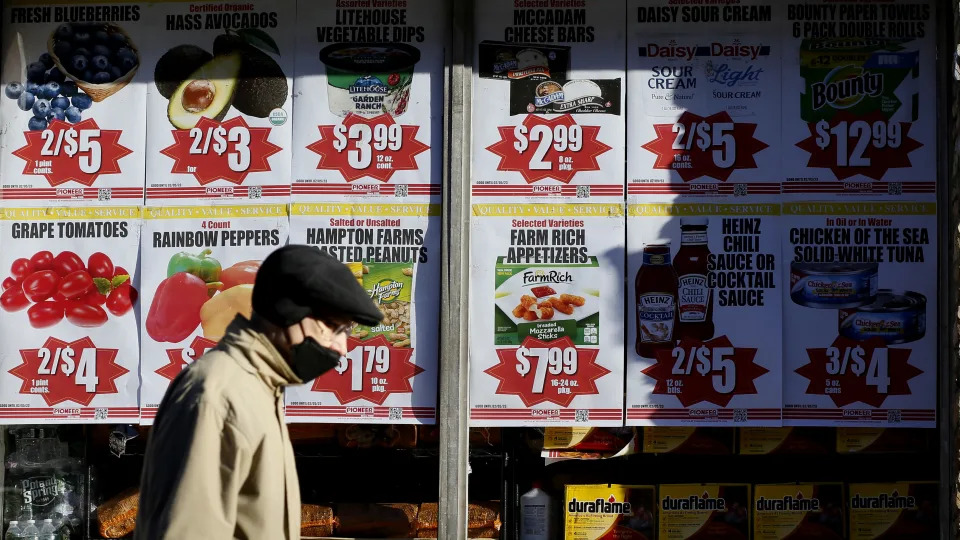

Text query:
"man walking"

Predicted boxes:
[[134, 245, 382, 540]]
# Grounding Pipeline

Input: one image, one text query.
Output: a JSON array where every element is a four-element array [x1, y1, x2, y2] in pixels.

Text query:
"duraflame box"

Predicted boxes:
[[848, 482, 938, 540], [657, 484, 749, 540], [836, 428, 932, 454], [643, 428, 733, 454], [739, 428, 833, 455], [753, 483, 844, 539], [565, 484, 656, 540]]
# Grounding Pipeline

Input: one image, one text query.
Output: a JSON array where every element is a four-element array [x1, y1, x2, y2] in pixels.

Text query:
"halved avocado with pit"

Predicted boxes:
[[167, 52, 242, 130]]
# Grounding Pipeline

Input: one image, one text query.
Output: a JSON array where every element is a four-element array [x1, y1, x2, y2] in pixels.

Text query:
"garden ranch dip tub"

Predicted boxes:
[[319, 43, 421, 118], [838, 290, 926, 344], [789, 262, 878, 309]]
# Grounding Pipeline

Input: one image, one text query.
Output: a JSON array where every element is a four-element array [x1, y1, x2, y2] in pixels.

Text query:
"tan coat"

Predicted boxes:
[[135, 316, 302, 540]]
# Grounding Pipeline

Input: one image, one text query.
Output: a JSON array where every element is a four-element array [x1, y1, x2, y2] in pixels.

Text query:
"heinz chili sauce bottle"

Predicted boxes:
[[675, 217, 715, 341], [635, 242, 679, 358]]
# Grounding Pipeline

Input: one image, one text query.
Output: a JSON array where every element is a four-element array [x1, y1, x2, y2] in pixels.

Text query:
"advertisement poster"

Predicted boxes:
[[783, 200, 936, 427], [471, 0, 626, 202], [626, 202, 782, 426], [469, 203, 625, 426], [285, 202, 439, 423], [139, 204, 288, 423], [0, 1, 146, 204], [781, 1, 935, 199], [628, 0, 782, 198], [142, 0, 294, 204], [0, 206, 141, 423], [291, 0, 443, 201]]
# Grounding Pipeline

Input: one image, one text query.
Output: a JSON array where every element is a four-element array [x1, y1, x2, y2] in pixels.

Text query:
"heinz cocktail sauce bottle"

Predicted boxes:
[[675, 217, 714, 340], [635, 242, 678, 358]]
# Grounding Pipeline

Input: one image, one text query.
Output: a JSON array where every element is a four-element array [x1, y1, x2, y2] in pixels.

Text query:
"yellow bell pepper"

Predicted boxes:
[[200, 284, 254, 340]]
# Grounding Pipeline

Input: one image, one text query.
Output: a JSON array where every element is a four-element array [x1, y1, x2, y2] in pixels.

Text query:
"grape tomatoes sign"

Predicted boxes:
[[160, 117, 282, 186], [486, 115, 612, 184], [310, 335, 423, 405], [307, 113, 430, 183], [11, 337, 126, 407]]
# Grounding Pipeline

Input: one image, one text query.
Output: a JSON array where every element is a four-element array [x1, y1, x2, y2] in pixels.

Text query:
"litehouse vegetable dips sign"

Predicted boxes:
[[139, 205, 288, 424], [292, 0, 442, 200]]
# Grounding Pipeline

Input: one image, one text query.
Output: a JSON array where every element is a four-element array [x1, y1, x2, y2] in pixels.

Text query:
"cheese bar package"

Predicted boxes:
[[836, 428, 934, 454], [642, 428, 733, 455], [753, 483, 844, 539], [565, 484, 656, 540], [658, 484, 750, 540], [848, 482, 938, 540], [739, 428, 833, 455]]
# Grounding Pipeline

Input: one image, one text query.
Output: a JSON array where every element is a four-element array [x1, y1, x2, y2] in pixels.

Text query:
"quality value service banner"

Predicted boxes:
[[471, 0, 626, 202], [142, 0, 294, 204], [291, 0, 443, 201], [469, 203, 625, 426], [0, 0, 147, 204], [0, 206, 141, 423], [626, 202, 782, 426], [285, 202, 439, 424], [783, 200, 936, 427], [139, 204, 289, 424]]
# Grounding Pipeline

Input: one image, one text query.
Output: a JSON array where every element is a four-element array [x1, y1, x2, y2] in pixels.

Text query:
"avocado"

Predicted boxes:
[[213, 34, 287, 117], [155, 45, 214, 99], [166, 53, 241, 130]]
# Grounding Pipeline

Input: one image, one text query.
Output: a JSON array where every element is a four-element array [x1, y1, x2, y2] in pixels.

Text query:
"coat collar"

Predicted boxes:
[[218, 316, 303, 389]]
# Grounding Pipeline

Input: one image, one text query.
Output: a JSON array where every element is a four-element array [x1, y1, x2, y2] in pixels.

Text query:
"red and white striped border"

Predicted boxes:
[[285, 406, 435, 421], [783, 408, 935, 422], [293, 184, 440, 196], [628, 183, 780, 195], [781, 181, 936, 194], [472, 185, 624, 197], [145, 185, 291, 200], [1, 187, 144, 201], [627, 408, 781, 422], [470, 408, 622, 421], [0, 407, 139, 422]]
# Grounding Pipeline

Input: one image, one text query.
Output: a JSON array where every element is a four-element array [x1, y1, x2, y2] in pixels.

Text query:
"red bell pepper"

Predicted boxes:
[[146, 272, 210, 343], [220, 260, 261, 290]]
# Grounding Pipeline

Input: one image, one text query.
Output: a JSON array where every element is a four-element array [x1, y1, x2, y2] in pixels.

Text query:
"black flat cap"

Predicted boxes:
[[252, 245, 383, 327]]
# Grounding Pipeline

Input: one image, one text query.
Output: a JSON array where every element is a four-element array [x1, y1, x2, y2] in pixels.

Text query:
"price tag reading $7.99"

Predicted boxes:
[[514, 345, 578, 394]]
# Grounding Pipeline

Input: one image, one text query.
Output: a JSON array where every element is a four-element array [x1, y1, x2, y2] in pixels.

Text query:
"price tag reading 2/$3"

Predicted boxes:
[[187, 124, 252, 173]]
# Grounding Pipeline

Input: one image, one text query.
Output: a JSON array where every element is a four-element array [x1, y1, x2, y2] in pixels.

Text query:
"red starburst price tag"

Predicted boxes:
[[642, 111, 768, 182], [9, 337, 127, 406], [486, 336, 609, 407], [156, 335, 218, 381], [160, 116, 282, 185], [11, 119, 132, 187], [307, 113, 429, 182], [796, 111, 922, 180], [486, 114, 612, 183], [311, 335, 423, 405], [797, 336, 922, 407], [642, 336, 767, 407]]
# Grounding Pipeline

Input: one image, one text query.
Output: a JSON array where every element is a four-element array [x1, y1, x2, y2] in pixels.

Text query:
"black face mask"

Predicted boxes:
[[288, 337, 342, 382]]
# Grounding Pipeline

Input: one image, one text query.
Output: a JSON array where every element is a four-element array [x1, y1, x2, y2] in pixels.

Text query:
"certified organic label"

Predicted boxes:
[[142, 0, 294, 204], [139, 205, 289, 424], [0, 2, 147, 205], [284, 203, 439, 424], [0, 207, 141, 422], [292, 0, 443, 200], [469, 204, 624, 426]]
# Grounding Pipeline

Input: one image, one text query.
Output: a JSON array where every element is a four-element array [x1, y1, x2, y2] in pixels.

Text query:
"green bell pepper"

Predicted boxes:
[[167, 249, 222, 284]]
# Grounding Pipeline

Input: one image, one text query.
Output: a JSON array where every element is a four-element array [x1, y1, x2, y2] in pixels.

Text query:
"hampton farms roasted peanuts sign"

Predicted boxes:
[[139, 205, 288, 424], [0, 0, 147, 204], [142, 0, 293, 204], [292, 0, 442, 200], [469, 203, 625, 426], [471, 0, 626, 202], [626, 202, 782, 426], [782, 200, 936, 427], [0, 206, 141, 423], [285, 203, 439, 424]]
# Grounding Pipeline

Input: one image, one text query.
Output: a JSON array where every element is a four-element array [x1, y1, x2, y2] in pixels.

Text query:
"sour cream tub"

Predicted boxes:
[[790, 262, 878, 309], [839, 290, 926, 344], [319, 43, 421, 118]]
